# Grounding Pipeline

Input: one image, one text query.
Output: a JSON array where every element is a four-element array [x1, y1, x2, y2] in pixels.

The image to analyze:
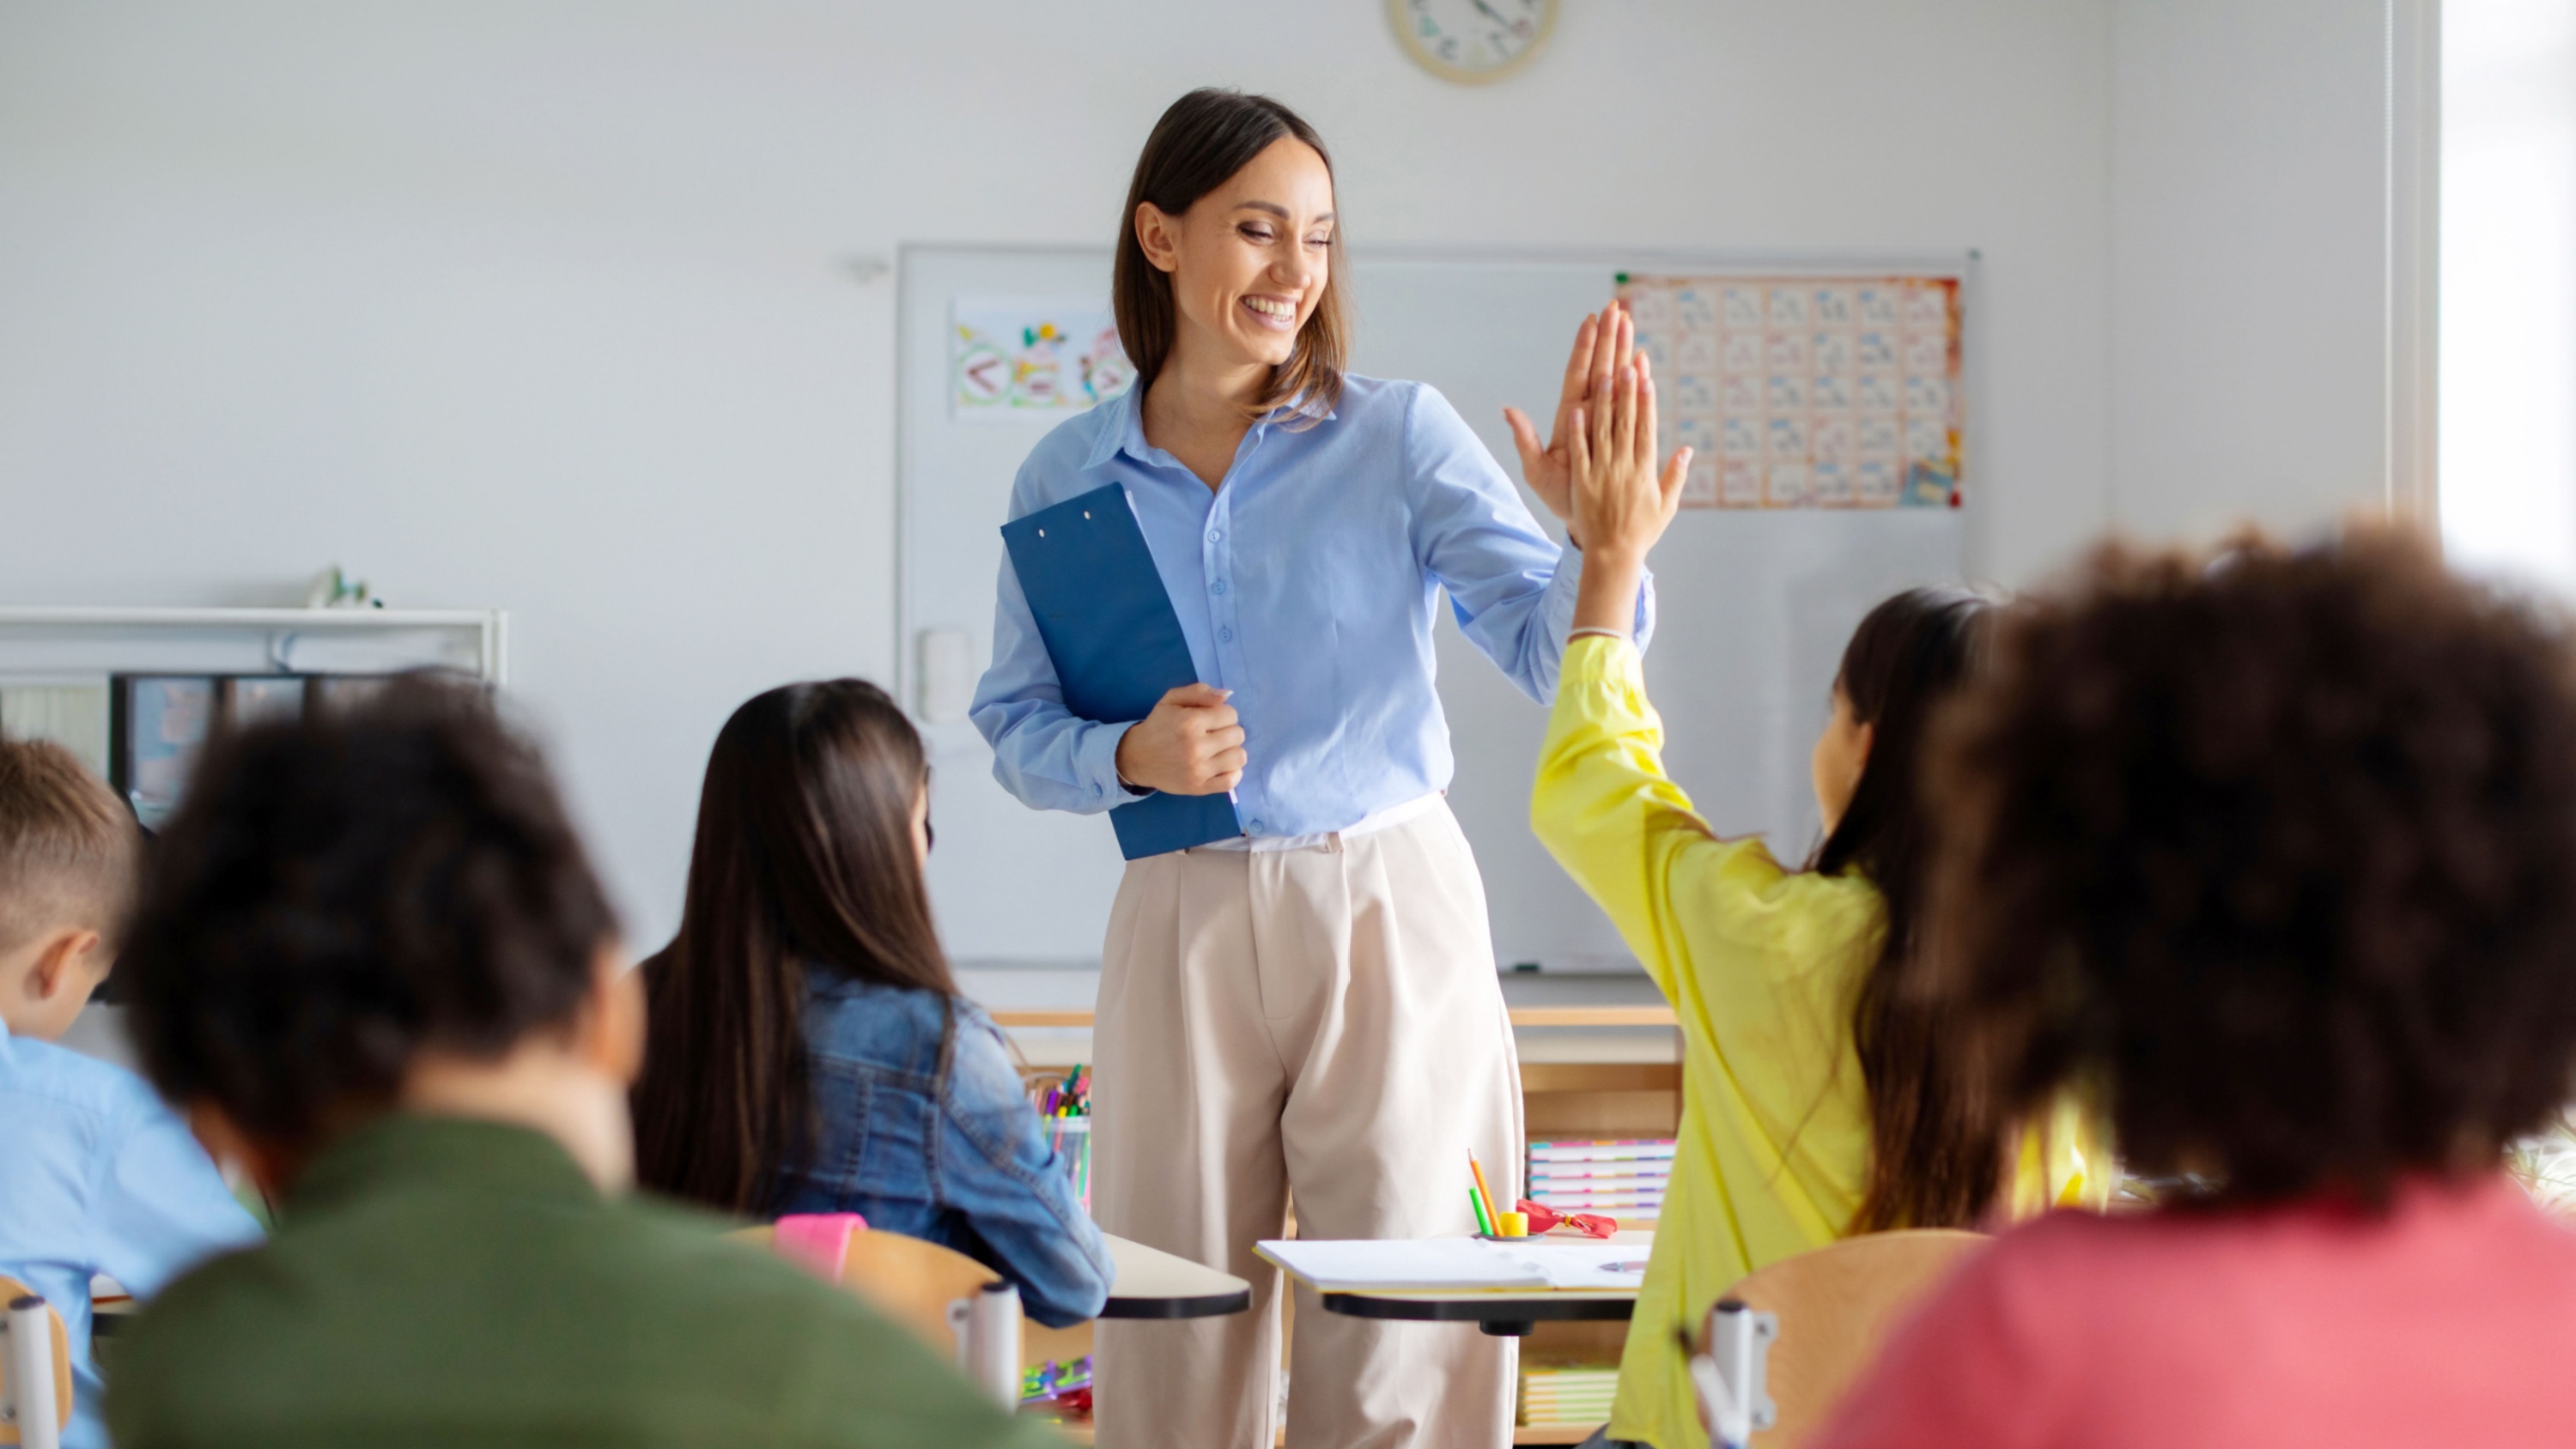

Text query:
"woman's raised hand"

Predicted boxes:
[[1504, 305, 1635, 544], [1115, 683, 1247, 796], [1570, 353, 1691, 568]]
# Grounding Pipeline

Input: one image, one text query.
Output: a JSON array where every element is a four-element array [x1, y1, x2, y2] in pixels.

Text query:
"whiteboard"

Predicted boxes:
[[899, 246, 1971, 970]]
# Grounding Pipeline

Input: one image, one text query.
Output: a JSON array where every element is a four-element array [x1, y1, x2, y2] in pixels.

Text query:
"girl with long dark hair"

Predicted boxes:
[[1528, 368, 2108, 1449], [969, 88, 1662, 1448], [630, 679, 1110, 1326]]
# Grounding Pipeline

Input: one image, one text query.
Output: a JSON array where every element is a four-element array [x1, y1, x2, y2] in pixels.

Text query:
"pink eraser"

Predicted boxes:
[[773, 1212, 867, 1282]]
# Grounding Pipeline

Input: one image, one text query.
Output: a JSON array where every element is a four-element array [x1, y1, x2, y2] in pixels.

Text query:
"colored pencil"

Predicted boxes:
[[1468, 1151, 1500, 1228]]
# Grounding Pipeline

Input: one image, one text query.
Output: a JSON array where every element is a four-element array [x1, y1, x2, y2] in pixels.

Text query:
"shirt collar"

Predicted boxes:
[[284, 1113, 602, 1221], [1085, 385, 1147, 470], [1083, 385, 1338, 474]]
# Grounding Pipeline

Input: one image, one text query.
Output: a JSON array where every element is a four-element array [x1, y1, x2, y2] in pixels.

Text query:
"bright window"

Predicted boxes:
[[2439, 0, 2576, 593]]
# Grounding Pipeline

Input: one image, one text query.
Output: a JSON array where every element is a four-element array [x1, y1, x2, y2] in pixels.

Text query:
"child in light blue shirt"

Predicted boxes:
[[0, 739, 259, 1448]]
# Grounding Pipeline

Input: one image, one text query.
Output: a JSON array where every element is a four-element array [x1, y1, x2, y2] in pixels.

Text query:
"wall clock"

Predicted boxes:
[[1388, 0, 1559, 85]]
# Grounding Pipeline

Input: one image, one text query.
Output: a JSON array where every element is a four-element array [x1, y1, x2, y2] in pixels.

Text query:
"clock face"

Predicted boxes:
[[1391, 0, 1558, 84]]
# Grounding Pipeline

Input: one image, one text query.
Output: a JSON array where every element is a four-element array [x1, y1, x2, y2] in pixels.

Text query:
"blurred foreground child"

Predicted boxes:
[[1818, 532, 2576, 1449], [106, 682, 1060, 1449]]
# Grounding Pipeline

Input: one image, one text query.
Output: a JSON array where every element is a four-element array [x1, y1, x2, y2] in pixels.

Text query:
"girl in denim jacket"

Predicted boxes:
[[630, 680, 1111, 1326]]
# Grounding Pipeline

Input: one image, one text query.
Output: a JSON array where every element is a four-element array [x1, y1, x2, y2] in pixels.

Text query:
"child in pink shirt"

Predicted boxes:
[[1814, 530, 2576, 1449]]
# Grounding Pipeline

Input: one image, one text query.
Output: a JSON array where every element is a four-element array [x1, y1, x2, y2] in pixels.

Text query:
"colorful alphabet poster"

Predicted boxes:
[[952, 299, 1136, 419], [1616, 274, 1964, 509]]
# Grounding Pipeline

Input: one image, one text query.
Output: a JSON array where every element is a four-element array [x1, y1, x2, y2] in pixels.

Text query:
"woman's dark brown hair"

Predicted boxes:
[[1930, 530, 2576, 1207], [1114, 87, 1347, 422], [631, 679, 957, 1215], [1814, 588, 2002, 1234]]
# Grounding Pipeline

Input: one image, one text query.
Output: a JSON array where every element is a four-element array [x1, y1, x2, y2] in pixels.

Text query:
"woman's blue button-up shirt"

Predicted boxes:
[[970, 374, 1656, 840]]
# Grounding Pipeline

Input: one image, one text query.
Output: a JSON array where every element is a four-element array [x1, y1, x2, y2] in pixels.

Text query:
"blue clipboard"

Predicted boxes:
[[1001, 482, 1242, 859]]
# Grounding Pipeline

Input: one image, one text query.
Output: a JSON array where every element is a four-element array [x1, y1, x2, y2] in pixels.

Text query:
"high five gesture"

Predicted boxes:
[[1570, 351, 1691, 637], [1504, 305, 1637, 546]]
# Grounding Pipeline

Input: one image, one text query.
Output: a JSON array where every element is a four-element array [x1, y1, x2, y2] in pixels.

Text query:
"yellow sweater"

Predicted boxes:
[[1530, 635, 2105, 1449]]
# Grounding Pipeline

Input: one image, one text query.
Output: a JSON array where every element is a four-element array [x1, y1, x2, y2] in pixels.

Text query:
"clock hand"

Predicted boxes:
[[1469, 0, 1512, 27]]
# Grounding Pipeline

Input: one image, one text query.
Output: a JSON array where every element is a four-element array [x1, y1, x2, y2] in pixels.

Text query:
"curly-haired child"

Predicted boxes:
[[1817, 530, 2576, 1448]]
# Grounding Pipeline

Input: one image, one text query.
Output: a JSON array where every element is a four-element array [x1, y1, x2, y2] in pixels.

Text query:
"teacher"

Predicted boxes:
[[970, 88, 1662, 1449]]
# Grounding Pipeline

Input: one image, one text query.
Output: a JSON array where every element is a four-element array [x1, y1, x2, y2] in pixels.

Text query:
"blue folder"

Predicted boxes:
[[1001, 482, 1242, 859]]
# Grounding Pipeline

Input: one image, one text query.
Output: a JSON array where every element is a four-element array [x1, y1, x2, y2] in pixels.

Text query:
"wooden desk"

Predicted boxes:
[[1100, 1233, 1250, 1319]]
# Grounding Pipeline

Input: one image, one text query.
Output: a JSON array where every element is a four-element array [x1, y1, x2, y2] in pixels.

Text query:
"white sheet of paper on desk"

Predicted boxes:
[[1533, 1242, 1654, 1290], [1257, 1239, 1652, 1293], [1255, 1239, 1550, 1292]]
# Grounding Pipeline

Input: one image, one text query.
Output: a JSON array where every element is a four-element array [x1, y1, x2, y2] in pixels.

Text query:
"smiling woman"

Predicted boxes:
[[1112, 91, 1347, 474], [968, 88, 1675, 1449]]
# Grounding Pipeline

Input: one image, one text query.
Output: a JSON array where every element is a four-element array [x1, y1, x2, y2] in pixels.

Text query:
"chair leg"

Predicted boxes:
[[6, 1293, 62, 1449]]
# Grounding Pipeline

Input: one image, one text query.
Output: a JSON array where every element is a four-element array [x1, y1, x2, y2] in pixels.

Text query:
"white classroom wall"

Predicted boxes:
[[2109, 0, 2396, 540], [0, 2, 2391, 948]]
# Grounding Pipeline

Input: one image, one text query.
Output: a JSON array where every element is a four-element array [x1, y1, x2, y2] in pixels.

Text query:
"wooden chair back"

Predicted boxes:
[[0, 1275, 72, 1446], [1724, 1229, 1986, 1449], [730, 1226, 1002, 1360]]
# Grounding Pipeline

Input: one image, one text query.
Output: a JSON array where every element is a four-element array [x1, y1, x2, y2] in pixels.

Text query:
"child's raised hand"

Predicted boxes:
[[1505, 304, 1634, 544], [1569, 351, 1690, 567]]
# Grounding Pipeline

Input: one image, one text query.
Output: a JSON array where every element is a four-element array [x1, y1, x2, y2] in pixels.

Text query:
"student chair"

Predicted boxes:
[[1718, 1228, 1987, 1449], [730, 1223, 1003, 1360], [0, 1276, 71, 1449]]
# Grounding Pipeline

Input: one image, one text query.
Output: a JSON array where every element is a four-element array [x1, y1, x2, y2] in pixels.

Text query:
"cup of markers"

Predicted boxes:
[[1037, 1066, 1094, 1215]]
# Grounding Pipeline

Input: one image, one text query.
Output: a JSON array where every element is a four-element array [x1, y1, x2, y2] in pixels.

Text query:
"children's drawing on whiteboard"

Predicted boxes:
[[1617, 271, 1965, 510], [951, 299, 1136, 419]]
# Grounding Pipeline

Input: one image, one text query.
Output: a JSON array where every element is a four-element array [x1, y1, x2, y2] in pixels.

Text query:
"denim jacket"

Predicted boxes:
[[776, 968, 1111, 1327]]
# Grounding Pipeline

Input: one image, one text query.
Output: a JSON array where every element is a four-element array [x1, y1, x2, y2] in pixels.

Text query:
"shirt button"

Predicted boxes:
[[1218, 627, 1233, 643], [1249, 818, 1265, 832], [1211, 580, 1227, 595], [1208, 530, 1222, 543]]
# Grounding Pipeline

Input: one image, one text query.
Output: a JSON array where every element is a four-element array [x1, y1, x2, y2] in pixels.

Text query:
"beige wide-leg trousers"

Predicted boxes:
[[1092, 802, 1523, 1449]]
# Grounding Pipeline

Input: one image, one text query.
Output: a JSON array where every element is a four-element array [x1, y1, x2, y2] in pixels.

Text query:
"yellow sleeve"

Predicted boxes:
[[1530, 635, 1875, 1005]]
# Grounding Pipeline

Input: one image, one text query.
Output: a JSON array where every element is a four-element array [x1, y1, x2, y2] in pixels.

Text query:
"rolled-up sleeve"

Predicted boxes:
[[1404, 383, 1655, 705]]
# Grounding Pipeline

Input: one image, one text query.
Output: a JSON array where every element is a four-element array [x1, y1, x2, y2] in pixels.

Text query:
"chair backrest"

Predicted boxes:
[[0, 1275, 72, 1447], [729, 1226, 1002, 1360], [1722, 1229, 1987, 1449]]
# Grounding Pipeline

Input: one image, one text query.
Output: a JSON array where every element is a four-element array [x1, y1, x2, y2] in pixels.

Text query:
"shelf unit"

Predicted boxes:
[[1002, 1005, 1679, 1446], [0, 607, 509, 685]]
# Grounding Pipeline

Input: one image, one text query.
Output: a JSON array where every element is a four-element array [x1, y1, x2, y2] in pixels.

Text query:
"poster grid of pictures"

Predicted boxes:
[[1617, 273, 1965, 510]]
